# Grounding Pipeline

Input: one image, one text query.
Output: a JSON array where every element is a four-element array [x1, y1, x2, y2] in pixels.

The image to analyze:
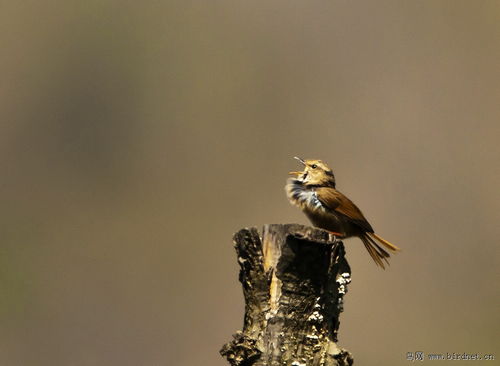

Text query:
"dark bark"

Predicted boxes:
[[220, 224, 353, 366]]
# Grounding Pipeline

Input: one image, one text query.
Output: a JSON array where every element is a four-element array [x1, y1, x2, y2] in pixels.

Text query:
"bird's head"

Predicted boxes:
[[289, 157, 336, 187]]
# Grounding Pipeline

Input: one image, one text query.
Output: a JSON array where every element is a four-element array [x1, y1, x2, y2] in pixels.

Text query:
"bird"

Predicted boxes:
[[285, 157, 400, 269]]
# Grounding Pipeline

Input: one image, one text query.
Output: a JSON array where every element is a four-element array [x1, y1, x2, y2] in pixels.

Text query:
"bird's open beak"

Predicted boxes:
[[294, 156, 306, 165], [288, 171, 303, 176]]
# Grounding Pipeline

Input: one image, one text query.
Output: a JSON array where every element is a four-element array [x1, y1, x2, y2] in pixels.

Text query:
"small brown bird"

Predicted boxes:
[[286, 157, 400, 269]]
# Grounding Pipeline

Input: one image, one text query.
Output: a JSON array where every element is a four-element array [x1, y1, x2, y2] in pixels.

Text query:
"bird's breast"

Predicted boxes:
[[286, 179, 352, 236], [285, 179, 325, 212]]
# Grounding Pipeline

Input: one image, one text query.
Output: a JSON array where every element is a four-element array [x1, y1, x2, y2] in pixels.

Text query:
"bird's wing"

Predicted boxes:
[[315, 187, 374, 232]]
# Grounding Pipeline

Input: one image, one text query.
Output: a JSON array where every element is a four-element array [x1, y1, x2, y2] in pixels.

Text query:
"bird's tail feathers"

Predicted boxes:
[[360, 234, 389, 269], [361, 233, 400, 269], [368, 232, 400, 252]]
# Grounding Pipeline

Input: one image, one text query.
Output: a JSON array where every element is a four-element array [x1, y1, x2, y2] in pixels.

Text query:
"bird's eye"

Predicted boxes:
[[311, 164, 317, 169]]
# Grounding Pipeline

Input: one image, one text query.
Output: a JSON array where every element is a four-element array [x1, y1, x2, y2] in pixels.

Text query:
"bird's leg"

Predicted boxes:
[[327, 231, 343, 244]]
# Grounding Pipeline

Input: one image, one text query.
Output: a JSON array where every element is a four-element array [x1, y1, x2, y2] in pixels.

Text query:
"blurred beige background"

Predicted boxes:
[[1, 1, 499, 365]]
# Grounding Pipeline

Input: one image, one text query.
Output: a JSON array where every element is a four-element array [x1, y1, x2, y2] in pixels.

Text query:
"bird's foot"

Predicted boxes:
[[327, 231, 343, 244]]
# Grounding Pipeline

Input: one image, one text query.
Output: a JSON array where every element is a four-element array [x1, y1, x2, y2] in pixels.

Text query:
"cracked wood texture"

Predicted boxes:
[[220, 224, 353, 366]]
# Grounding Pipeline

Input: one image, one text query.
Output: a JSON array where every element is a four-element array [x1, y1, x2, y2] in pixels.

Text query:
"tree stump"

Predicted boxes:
[[220, 224, 353, 366]]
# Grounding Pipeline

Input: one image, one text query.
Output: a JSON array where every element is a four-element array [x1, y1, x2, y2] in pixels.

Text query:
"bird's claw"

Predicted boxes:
[[328, 232, 338, 244]]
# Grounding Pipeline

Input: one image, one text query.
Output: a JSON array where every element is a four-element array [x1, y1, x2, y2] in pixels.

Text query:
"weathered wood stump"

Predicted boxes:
[[220, 224, 353, 366]]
